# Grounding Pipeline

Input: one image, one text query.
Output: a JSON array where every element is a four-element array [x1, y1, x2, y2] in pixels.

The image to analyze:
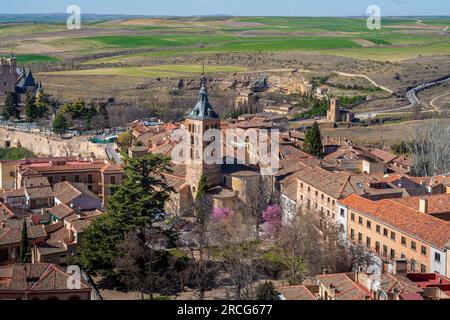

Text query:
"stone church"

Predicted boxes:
[[163, 77, 265, 216]]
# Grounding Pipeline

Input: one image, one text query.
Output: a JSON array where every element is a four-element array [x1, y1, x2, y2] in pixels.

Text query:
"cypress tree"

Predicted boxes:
[[303, 122, 324, 158], [19, 220, 29, 263], [24, 92, 37, 122], [2, 92, 20, 120]]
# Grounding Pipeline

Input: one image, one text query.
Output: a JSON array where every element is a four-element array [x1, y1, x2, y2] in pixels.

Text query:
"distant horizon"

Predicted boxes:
[[1, 13, 450, 18], [2, 0, 449, 17]]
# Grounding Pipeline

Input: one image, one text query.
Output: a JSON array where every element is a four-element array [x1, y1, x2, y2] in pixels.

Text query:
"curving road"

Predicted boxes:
[[356, 75, 450, 119]]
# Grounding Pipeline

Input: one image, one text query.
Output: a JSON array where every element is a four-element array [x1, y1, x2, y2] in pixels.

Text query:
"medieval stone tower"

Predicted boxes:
[[0, 56, 18, 103], [327, 98, 341, 123], [185, 77, 222, 196]]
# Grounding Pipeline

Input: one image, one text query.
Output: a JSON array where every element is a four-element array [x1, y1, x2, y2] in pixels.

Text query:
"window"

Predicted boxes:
[[358, 217, 363, 225], [421, 264, 427, 273], [401, 253, 406, 259], [366, 237, 371, 248], [401, 237, 406, 246], [383, 228, 388, 237], [315, 191, 318, 197], [375, 242, 380, 254], [383, 245, 388, 257], [411, 241, 417, 251], [358, 233, 363, 243], [366, 221, 371, 229], [74, 175, 80, 183], [391, 232, 396, 241], [421, 246, 427, 256], [390, 249, 396, 260], [88, 174, 93, 184], [110, 176, 116, 184], [48, 176, 53, 184], [350, 229, 355, 240], [376, 225, 381, 234], [340, 208, 345, 217], [351, 213, 355, 221], [411, 259, 417, 271], [435, 253, 441, 263]]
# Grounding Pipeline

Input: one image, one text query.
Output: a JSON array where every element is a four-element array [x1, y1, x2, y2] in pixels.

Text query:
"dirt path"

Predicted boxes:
[[430, 92, 450, 111]]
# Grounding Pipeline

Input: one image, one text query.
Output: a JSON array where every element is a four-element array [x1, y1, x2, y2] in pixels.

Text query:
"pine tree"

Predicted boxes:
[[24, 92, 37, 122], [19, 220, 29, 263], [2, 92, 20, 120], [35, 89, 50, 118], [303, 122, 324, 158], [52, 112, 68, 137], [75, 154, 172, 272], [84, 103, 98, 130]]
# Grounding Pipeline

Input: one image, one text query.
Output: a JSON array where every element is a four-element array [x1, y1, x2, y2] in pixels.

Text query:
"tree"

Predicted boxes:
[[209, 211, 260, 300], [2, 92, 20, 120], [408, 121, 450, 176], [83, 103, 98, 130], [189, 173, 215, 300], [117, 132, 134, 153], [35, 89, 50, 118], [98, 103, 110, 128], [76, 154, 173, 272], [19, 220, 29, 263], [256, 281, 280, 300], [262, 204, 282, 238], [303, 122, 324, 158], [241, 175, 278, 240], [52, 113, 68, 137], [24, 92, 37, 122]]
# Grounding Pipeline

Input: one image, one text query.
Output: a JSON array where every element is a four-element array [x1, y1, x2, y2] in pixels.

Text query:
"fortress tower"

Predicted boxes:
[[327, 98, 341, 123], [0, 56, 18, 103], [185, 76, 222, 195]]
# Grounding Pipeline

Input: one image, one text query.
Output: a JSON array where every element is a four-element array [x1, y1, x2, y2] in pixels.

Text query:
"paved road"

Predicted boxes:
[[356, 75, 450, 119], [104, 143, 123, 164]]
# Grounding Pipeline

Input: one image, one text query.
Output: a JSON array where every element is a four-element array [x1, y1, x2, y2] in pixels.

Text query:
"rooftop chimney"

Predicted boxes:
[[419, 198, 429, 214], [394, 259, 408, 275]]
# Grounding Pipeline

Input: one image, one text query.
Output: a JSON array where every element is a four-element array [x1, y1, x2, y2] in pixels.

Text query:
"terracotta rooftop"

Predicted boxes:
[[53, 181, 100, 205], [0, 263, 90, 292], [390, 194, 450, 215], [369, 148, 399, 163], [316, 273, 370, 300], [278, 285, 317, 300], [47, 203, 75, 220], [341, 194, 450, 249]]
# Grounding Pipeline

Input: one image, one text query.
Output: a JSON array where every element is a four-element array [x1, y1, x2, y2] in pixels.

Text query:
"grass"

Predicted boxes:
[[0, 147, 35, 160], [42, 64, 246, 77], [7, 54, 59, 63], [3, 17, 450, 63]]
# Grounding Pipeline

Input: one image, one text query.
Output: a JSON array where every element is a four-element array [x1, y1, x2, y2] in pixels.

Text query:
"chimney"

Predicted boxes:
[[419, 198, 429, 214], [394, 259, 408, 275]]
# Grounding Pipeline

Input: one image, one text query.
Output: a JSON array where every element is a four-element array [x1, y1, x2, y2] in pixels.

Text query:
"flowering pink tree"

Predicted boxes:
[[263, 204, 282, 237], [212, 207, 233, 220]]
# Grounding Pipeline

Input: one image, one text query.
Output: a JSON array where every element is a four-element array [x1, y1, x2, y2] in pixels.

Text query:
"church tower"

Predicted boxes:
[[185, 76, 222, 195]]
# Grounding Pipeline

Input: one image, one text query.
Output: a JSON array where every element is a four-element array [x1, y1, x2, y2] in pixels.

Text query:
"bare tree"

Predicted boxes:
[[274, 207, 375, 284], [409, 121, 450, 176], [209, 212, 261, 300], [241, 175, 279, 239]]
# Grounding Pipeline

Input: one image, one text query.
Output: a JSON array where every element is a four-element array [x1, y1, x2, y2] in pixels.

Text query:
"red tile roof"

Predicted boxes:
[[341, 194, 450, 249]]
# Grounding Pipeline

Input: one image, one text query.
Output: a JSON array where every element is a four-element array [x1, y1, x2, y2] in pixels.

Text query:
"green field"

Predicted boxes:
[[2, 16, 450, 63], [12, 54, 59, 63], [42, 64, 246, 77]]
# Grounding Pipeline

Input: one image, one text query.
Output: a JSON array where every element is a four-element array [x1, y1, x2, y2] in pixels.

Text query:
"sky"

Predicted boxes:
[[2, 0, 449, 16]]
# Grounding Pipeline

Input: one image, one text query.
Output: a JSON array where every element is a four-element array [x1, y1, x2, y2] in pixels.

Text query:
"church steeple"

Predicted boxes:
[[187, 75, 218, 120]]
